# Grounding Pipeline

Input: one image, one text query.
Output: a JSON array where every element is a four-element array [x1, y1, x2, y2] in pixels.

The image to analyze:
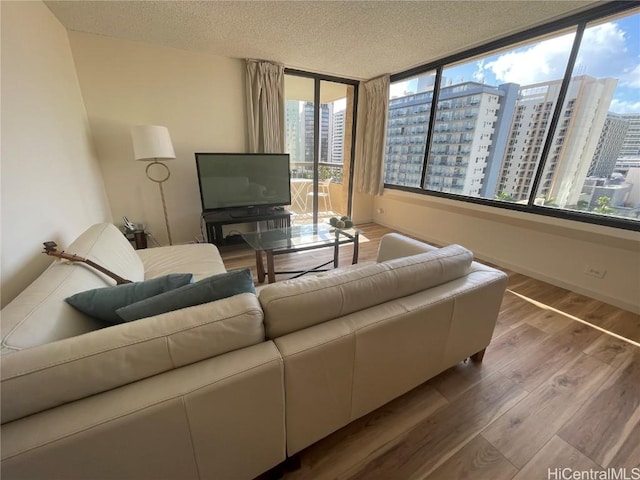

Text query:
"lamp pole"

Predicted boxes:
[[131, 125, 177, 246], [145, 160, 173, 245]]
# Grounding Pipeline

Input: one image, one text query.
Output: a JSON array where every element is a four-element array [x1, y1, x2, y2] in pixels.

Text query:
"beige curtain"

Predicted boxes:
[[245, 59, 285, 153], [354, 75, 389, 196]]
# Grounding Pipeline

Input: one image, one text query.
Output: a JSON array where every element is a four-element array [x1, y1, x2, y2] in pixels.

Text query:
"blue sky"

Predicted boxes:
[[391, 12, 639, 114]]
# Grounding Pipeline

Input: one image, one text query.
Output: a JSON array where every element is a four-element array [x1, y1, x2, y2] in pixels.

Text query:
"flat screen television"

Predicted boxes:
[[195, 152, 291, 213]]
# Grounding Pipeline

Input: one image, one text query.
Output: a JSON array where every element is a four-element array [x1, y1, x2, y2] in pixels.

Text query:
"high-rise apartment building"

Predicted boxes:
[[303, 102, 315, 164], [384, 81, 518, 197], [498, 75, 617, 207], [302, 102, 330, 163], [320, 104, 330, 163], [385, 91, 430, 187], [286, 99, 346, 178], [329, 108, 345, 164], [384, 75, 618, 207], [619, 114, 640, 157], [587, 113, 629, 178], [427, 83, 518, 197]]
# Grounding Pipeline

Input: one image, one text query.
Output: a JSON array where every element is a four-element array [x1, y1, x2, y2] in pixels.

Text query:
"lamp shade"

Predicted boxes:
[[131, 125, 176, 161]]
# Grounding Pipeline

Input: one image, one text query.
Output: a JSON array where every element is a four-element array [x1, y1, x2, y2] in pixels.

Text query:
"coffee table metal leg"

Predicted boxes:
[[256, 250, 266, 283], [334, 240, 339, 268], [266, 250, 276, 283]]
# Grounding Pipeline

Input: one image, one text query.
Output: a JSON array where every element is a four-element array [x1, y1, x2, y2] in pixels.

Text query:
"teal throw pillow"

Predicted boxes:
[[115, 268, 255, 322], [65, 273, 194, 324]]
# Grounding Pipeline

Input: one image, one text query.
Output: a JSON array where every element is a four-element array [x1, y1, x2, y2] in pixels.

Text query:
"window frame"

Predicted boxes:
[[383, 1, 640, 232], [284, 69, 359, 217]]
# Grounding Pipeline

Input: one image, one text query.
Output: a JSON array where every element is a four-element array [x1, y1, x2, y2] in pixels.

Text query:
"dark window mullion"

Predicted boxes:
[[527, 23, 586, 207], [347, 85, 359, 216], [312, 77, 320, 224], [420, 67, 443, 190]]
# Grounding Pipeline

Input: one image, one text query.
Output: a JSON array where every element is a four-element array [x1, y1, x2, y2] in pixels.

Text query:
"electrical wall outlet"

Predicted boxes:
[[584, 265, 606, 279]]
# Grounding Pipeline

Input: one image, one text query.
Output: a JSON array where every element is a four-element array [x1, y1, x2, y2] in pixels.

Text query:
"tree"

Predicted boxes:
[[593, 196, 615, 215], [495, 191, 514, 202]]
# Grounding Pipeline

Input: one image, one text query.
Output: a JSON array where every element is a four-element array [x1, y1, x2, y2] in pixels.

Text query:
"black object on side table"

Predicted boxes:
[[121, 225, 148, 249]]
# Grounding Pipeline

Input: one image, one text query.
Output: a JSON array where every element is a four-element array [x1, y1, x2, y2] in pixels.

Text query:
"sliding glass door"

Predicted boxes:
[[285, 72, 357, 224]]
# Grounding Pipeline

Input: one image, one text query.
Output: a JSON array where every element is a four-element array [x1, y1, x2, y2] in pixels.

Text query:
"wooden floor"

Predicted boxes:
[[221, 223, 640, 480]]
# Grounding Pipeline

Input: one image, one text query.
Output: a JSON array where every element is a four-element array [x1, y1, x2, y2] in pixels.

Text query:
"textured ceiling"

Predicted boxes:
[[44, 0, 602, 80]]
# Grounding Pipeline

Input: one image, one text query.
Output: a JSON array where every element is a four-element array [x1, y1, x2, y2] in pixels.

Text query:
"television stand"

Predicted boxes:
[[228, 207, 280, 219], [202, 209, 291, 246]]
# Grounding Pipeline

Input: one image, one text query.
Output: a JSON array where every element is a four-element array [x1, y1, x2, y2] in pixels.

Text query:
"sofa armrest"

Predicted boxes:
[[376, 233, 438, 262]]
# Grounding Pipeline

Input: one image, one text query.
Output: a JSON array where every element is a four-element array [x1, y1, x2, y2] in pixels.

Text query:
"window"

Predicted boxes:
[[284, 72, 358, 223], [535, 12, 640, 221], [382, 3, 640, 230], [384, 71, 436, 187]]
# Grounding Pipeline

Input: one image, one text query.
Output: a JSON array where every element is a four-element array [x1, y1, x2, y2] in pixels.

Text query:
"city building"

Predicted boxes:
[[614, 156, 640, 215], [614, 157, 640, 177], [384, 81, 518, 197], [498, 75, 617, 207], [619, 113, 640, 156], [302, 102, 330, 162], [384, 90, 431, 187], [427, 82, 518, 197], [303, 101, 315, 166], [286, 98, 347, 182], [329, 107, 345, 164], [587, 113, 629, 178], [581, 177, 632, 208], [384, 75, 619, 207]]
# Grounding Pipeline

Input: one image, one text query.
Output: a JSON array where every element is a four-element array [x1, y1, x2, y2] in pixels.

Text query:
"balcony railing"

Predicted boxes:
[[290, 161, 344, 184], [288, 162, 347, 222]]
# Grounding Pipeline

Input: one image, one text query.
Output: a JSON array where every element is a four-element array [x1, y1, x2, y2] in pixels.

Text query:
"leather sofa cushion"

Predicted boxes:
[[1, 293, 265, 423], [137, 243, 226, 281], [1, 223, 145, 353], [259, 244, 473, 339]]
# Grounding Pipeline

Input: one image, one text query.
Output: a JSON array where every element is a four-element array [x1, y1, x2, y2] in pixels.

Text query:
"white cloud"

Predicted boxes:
[[610, 98, 640, 114], [620, 64, 640, 88], [472, 60, 485, 83], [573, 22, 628, 78], [477, 21, 635, 87], [479, 32, 575, 85]]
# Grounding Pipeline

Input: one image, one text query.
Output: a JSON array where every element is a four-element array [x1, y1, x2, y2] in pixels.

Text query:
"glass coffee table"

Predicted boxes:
[[241, 224, 360, 283]]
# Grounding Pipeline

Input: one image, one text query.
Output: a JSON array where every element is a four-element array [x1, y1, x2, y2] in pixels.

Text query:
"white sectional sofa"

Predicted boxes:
[[0, 223, 508, 480]]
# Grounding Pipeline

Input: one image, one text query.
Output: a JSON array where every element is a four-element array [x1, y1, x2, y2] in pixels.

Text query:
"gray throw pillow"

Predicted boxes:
[[115, 268, 255, 322], [65, 273, 194, 324]]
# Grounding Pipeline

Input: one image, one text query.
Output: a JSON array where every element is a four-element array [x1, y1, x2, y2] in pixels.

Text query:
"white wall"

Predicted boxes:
[[67, 32, 247, 246], [374, 190, 640, 313], [0, 2, 112, 307]]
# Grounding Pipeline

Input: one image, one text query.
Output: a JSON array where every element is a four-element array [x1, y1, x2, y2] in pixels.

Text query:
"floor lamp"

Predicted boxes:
[[131, 125, 176, 245]]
